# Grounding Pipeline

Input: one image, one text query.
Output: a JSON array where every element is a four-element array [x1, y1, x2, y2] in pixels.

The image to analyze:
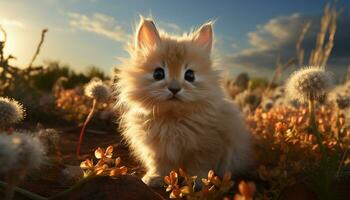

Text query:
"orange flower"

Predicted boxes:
[[95, 145, 113, 159], [94, 160, 108, 175], [80, 146, 128, 178], [110, 166, 128, 177], [164, 170, 189, 199], [164, 171, 179, 192], [80, 159, 94, 170]]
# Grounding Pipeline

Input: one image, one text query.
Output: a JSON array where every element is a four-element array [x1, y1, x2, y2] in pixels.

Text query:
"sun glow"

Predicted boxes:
[[0, 28, 17, 58], [0, 24, 31, 67]]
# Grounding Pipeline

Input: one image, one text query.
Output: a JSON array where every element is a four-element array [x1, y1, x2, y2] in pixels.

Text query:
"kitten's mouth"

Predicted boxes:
[[168, 95, 181, 101]]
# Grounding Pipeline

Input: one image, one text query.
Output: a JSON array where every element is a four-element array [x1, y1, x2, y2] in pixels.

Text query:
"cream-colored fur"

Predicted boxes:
[[115, 17, 252, 187]]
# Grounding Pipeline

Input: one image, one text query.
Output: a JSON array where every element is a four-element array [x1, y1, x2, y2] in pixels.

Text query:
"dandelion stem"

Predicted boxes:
[[308, 99, 327, 156], [76, 99, 97, 157]]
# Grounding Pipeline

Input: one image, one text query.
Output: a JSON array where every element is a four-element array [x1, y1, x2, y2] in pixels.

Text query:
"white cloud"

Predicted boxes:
[[224, 13, 350, 77], [246, 13, 300, 51], [67, 12, 130, 42]]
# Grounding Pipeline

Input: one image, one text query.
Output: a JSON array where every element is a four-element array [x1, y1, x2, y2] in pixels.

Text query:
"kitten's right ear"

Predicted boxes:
[[136, 17, 161, 49], [193, 22, 213, 53]]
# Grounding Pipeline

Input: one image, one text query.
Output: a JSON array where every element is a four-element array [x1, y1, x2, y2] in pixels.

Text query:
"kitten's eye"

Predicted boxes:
[[184, 69, 195, 82], [153, 68, 165, 81]]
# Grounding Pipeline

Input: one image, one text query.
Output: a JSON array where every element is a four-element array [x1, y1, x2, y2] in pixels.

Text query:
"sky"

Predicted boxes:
[[1, 0, 350, 78]]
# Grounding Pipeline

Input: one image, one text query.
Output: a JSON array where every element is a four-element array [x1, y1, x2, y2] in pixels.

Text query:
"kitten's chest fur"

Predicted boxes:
[[127, 106, 224, 164]]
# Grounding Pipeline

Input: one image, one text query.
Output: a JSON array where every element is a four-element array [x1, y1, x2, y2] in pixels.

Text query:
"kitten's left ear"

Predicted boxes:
[[136, 17, 161, 49], [193, 22, 213, 53]]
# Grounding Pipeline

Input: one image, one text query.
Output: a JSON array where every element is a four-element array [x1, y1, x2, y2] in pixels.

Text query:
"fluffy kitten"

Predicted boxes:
[[116, 17, 252, 186]]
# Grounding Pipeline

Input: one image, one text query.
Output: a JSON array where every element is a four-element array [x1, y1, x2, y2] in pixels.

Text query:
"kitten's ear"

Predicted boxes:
[[136, 17, 161, 49], [193, 22, 213, 53]]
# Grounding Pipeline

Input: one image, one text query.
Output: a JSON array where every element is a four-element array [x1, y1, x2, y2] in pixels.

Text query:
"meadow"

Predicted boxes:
[[1, 3, 350, 200]]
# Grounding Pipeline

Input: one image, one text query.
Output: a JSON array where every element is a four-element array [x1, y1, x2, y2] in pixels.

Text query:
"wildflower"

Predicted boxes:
[[0, 132, 45, 200], [10, 132, 46, 170], [261, 99, 274, 111], [234, 91, 261, 111], [164, 171, 179, 193], [202, 170, 233, 191], [272, 86, 285, 100], [0, 97, 25, 127], [202, 170, 221, 187], [36, 128, 62, 165], [77, 80, 111, 157], [285, 66, 332, 103], [36, 128, 60, 147], [80, 159, 97, 177], [286, 67, 331, 156], [94, 146, 113, 160], [233, 72, 250, 90], [80, 158, 110, 177], [84, 79, 111, 102], [0, 132, 45, 172], [0, 133, 19, 173], [164, 171, 185, 199], [335, 93, 350, 109], [109, 165, 128, 177], [80, 146, 128, 178]]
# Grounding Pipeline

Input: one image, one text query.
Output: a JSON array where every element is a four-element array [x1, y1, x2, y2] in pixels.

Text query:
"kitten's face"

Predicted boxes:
[[119, 18, 220, 110]]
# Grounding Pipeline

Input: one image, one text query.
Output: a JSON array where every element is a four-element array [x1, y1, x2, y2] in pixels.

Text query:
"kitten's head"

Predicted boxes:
[[117, 17, 222, 112]]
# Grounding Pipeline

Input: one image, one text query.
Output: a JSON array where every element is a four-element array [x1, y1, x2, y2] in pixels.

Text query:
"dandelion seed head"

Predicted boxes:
[[0, 97, 25, 126], [234, 91, 261, 109], [335, 93, 350, 109], [262, 99, 274, 111], [11, 132, 46, 170], [272, 86, 285, 100], [36, 128, 60, 147], [84, 80, 111, 102], [0, 134, 19, 173], [285, 66, 333, 102]]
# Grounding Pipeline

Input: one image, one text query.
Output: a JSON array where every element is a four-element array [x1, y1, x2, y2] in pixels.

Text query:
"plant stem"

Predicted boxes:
[[49, 175, 95, 200], [308, 99, 327, 156], [28, 29, 48, 68], [76, 99, 97, 157], [0, 181, 47, 200], [335, 106, 340, 140]]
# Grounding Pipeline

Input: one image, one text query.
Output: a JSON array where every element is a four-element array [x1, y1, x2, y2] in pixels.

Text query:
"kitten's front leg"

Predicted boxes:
[[142, 173, 164, 187]]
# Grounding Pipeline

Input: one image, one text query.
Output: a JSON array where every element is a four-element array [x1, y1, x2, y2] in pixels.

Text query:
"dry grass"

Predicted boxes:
[[303, 4, 341, 67]]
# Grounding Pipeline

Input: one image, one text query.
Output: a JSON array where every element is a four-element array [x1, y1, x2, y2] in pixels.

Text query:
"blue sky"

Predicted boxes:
[[1, 0, 350, 77]]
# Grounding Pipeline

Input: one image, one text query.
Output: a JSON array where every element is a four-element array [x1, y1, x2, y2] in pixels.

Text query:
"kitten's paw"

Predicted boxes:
[[142, 174, 163, 188]]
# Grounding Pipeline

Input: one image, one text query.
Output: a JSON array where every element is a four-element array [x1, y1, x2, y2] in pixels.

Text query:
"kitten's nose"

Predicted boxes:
[[168, 87, 180, 95], [168, 80, 181, 95]]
